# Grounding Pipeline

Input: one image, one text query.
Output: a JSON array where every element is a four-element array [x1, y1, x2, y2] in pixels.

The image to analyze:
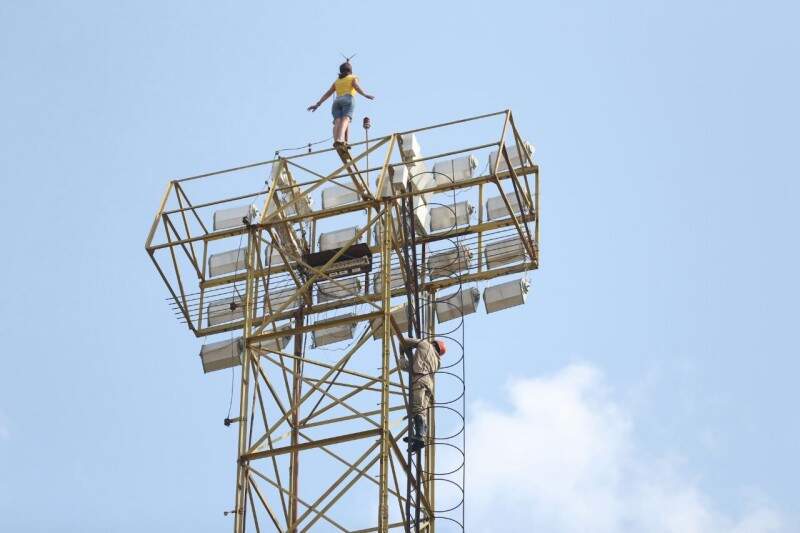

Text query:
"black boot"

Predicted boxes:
[[412, 414, 427, 450]]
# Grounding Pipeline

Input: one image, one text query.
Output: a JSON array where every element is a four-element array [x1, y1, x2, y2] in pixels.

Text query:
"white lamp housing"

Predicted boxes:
[[432, 155, 478, 184], [435, 287, 480, 323], [270, 160, 289, 187], [200, 337, 243, 373], [209, 247, 248, 277], [399, 133, 421, 161], [484, 236, 527, 269], [313, 314, 358, 347], [264, 286, 300, 313], [484, 278, 530, 314], [207, 295, 245, 326], [285, 185, 313, 216], [488, 141, 535, 174], [371, 304, 411, 340], [429, 201, 474, 232], [317, 277, 362, 303], [408, 163, 436, 202], [486, 194, 524, 221], [263, 246, 289, 268], [373, 215, 401, 244], [319, 226, 360, 252], [413, 195, 431, 236], [428, 244, 472, 280], [213, 204, 259, 231], [321, 185, 360, 210], [373, 265, 408, 292], [253, 325, 293, 353]]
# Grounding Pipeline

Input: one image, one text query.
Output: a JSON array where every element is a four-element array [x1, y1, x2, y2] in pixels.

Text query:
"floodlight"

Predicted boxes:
[[209, 247, 248, 277], [430, 201, 474, 232], [207, 296, 245, 326], [269, 161, 289, 187], [321, 185, 360, 210], [252, 325, 293, 353], [486, 194, 524, 221], [435, 287, 480, 323], [484, 236, 527, 269], [484, 278, 530, 314], [489, 141, 535, 173], [312, 314, 358, 347], [263, 286, 300, 313], [432, 155, 478, 184], [200, 337, 243, 373], [317, 277, 362, 303], [373, 265, 407, 292], [319, 226, 360, 252], [371, 304, 411, 340], [213, 204, 259, 231], [428, 244, 472, 280], [398, 133, 421, 160]]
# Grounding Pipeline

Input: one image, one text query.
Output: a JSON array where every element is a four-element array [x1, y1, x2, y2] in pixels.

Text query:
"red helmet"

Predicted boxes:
[[433, 340, 446, 356]]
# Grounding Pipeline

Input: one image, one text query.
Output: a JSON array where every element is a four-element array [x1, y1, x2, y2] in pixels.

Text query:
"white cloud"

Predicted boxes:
[[464, 364, 786, 533]]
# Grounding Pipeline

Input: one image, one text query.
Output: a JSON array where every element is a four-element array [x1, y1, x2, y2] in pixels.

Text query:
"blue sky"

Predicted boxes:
[[1, 1, 798, 531]]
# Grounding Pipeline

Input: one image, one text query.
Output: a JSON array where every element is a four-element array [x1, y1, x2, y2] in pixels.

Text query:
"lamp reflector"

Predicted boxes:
[[213, 204, 259, 231], [207, 295, 244, 326], [435, 287, 480, 323], [484, 236, 527, 269], [428, 244, 472, 280], [321, 185, 360, 210], [488, 141, 535, 173], [208, 247, 248, 278], [313, 314, 358, 347], [200, 337, 243, 373], [317, 277, 362, 303], [371, 304, 411, 340], [483, 278, 530, 314], [319, 226, 360, 252], [399, 133, 421, 161], [432, 155, 478, 184], [486, 194, 525, 221], [430, 201, 474, 232]]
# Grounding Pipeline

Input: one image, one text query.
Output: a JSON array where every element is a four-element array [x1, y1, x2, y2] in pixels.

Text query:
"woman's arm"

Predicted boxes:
[[307, 84, 336, 111], [352, 79, 375, 100]]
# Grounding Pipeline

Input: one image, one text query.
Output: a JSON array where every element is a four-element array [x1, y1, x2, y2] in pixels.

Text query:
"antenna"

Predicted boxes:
[[144, 110, 540, 532]]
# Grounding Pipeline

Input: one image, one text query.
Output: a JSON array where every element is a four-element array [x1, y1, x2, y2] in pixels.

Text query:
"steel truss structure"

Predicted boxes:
[[145, 110, 539, 532]]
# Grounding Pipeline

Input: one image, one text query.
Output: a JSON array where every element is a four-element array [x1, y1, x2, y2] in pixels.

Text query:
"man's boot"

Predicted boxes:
[[412, 414, 427, 451]]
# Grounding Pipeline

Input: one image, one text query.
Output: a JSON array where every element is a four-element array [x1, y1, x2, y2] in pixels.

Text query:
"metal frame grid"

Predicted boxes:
[[144, 109, 539, 533]]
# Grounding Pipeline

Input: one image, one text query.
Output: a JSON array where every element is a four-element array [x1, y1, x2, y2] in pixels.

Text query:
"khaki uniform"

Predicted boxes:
[[400, 339, 440, 417]]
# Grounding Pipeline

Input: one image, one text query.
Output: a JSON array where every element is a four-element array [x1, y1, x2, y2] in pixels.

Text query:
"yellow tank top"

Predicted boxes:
[[334, 75, 357, 97]]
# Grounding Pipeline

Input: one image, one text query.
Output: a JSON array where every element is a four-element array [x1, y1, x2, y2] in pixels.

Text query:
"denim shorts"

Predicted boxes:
[[331, 95, 354, 121]]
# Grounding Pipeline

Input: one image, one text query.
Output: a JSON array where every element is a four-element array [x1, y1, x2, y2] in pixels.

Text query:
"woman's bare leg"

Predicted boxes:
[[333, 118, 343, 143], [341, 117, 351, 145]]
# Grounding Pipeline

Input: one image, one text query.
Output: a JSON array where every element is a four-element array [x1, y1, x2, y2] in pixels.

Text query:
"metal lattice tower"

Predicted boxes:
[[145, 110, 539, 532]]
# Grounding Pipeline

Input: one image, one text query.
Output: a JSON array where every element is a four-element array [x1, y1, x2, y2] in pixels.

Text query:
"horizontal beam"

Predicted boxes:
[[241, 428, 381, 461]]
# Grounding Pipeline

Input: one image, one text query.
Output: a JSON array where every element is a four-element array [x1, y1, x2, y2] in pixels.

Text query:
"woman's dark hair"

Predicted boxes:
[[338, 62, 353, 78]]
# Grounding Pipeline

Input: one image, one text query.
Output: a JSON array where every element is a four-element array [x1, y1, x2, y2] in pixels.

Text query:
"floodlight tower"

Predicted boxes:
[[145, 110, 540, 532]]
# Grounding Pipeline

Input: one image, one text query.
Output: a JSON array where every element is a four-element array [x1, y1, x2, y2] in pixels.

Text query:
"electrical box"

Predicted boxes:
[[430, 201, 474, 232], [200, 337, 243, 373], [213, 204, 259, 231], [484, 278, 530, 314], [209, 247, 248, 277], [428, 244, 472, 280], [488, 141, 534, 174], [484, 235, 527, 269], [432, 155, 478, 184], [435, 287, 480, 323]]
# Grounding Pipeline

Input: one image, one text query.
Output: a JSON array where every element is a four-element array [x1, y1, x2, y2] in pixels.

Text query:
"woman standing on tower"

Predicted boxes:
[[307, 61, 375, 148]]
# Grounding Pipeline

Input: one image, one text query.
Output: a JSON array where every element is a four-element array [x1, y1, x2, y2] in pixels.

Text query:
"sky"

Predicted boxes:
[[1, 0, 799, 532]]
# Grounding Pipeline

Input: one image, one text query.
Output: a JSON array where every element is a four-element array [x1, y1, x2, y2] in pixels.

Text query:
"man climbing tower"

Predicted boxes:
[[307, 60, 375, 148], [399, 336, 446, 452]]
